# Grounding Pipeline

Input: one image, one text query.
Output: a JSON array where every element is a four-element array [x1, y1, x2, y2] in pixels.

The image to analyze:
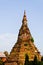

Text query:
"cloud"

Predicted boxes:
[[0, 33, 18, 53]]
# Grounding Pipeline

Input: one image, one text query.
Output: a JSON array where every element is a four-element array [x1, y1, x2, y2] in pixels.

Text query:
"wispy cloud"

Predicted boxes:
[[0, 33, 18, 53]]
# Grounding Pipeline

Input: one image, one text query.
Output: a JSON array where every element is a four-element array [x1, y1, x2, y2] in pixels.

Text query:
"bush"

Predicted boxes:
[[24, 54, 29, 65], [0, 59, 4, 65], [41, 56, 43, 61], [31, 37, 34, 43], [33, 55, 39, 65], [41, 61, 43, 65]]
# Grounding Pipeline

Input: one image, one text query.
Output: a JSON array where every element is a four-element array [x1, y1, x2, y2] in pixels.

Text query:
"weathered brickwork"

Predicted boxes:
[[5, 11, 41, 65]]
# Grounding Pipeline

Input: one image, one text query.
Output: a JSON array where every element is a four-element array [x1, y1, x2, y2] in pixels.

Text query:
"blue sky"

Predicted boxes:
[[0, 0, 43, 55]]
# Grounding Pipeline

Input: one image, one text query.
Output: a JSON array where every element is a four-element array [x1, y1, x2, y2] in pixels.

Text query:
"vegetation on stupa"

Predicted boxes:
[[30, 37, 34, 43]]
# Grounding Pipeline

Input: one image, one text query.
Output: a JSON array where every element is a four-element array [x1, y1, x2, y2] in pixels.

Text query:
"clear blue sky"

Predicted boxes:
[[0, 0, 43, 55]]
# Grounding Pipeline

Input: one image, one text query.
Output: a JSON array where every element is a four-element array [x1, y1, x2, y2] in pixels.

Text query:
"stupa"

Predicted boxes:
[[5, 11, 41, 65]]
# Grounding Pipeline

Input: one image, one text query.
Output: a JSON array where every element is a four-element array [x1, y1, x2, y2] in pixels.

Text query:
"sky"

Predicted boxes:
[[0, 0, 43, 55]]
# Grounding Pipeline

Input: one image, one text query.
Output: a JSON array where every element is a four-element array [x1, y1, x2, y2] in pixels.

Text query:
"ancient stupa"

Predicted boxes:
[[5, 11, 41, 65]]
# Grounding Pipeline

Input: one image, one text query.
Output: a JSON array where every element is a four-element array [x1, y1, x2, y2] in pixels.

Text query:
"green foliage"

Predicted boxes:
[[0, 59, 4, 65], [34, 55, 38, 62], [33, 55, 39, 65], [29, 61, 33, 65], [41, 56, 43, 61], [41, 61, 43, 65], [24, 54, 29, 65], [31, 37, 34, 43], [24, 55, 43, 65]]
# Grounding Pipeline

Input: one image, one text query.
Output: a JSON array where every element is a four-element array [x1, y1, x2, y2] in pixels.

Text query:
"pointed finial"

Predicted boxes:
[[24, 10, 26, 16], [22, 11, 27, 25]]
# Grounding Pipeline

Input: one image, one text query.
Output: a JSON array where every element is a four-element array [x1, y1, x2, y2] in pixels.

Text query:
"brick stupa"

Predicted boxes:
[[5, 11, 41, 65]]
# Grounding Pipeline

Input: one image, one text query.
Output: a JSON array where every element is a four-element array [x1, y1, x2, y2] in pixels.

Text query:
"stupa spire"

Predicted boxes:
[[22, 11, 27, 25], [6, 11, 41, 65]]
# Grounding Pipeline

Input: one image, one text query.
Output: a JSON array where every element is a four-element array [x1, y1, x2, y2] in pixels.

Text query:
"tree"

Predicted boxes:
[[33, 55, 39, 65], [0, 59, 4, 65], [4, 51, 9, 57], [41, 56, 43, 65], [41, 56, 43, 61], [24, 54, 29, 65]]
